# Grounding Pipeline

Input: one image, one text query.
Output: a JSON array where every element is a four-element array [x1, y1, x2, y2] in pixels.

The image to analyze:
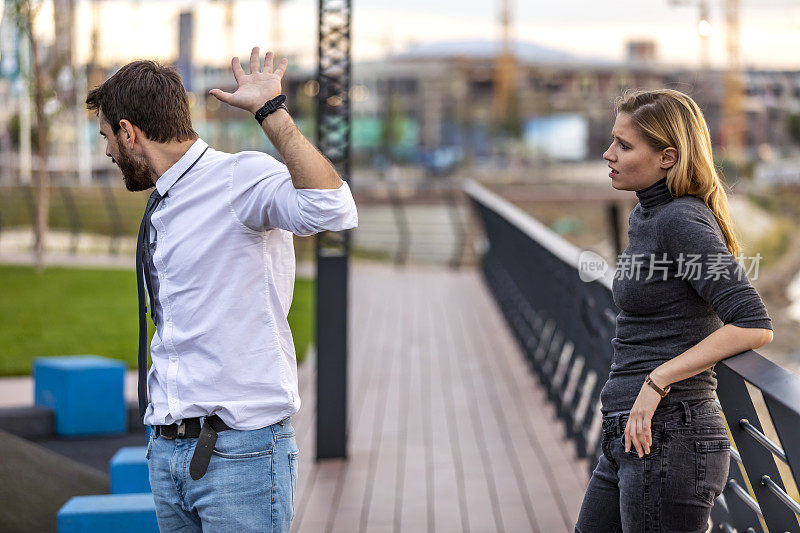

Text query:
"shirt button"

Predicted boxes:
[[169, 398, 177, 406]]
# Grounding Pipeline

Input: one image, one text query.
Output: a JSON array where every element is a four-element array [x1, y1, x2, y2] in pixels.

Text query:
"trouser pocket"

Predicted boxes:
[[695, 439, 730, 503], [289, 451, 299, 515]]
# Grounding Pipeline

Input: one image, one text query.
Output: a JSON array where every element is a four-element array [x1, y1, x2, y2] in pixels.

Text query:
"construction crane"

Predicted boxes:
[[722, 0, 744, 160], [492, 0, 519, 136], [224, 0, 235, 60], [271, 0, 287, 58], [87, 0, 103, 88], [669, 0, 712, 69], [669, 0, 743, 159]]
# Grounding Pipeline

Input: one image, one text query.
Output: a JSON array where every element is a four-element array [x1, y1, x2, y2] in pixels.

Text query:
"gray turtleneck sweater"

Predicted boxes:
[[599, 176, 773, 414]]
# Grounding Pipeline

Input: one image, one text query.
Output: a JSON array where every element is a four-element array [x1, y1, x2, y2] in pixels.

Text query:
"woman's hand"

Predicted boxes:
[[624, 381, 663, 457]]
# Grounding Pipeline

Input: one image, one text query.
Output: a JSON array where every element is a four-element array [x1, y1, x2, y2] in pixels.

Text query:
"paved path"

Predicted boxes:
[[291, 265, 588, 533]]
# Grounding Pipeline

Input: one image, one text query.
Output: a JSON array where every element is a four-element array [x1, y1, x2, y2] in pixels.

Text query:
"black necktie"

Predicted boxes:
[[136, 189, 163, 419], [135, 146, 208, 420]]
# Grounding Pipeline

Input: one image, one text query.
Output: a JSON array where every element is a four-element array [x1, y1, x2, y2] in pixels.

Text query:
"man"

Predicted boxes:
[[86, 47, 357, 531]]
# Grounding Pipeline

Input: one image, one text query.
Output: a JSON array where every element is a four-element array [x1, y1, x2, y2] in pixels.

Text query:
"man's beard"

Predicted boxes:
[[116, 143, 157, 192]]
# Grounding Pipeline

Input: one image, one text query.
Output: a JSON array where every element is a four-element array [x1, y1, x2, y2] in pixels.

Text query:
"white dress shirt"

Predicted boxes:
[[142, 138, 358, 429]]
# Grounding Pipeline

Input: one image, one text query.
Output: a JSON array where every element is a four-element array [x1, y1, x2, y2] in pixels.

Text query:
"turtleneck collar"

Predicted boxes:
[[635, 176, 673, 209]]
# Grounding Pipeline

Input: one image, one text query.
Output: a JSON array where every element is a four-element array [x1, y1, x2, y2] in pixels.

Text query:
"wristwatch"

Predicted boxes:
[[645, 374, 671, 397], [254, 94, 289, 125]]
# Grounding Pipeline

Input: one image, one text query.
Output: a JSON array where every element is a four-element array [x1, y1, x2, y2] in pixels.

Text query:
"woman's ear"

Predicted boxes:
[[660, 147, 678, 170]]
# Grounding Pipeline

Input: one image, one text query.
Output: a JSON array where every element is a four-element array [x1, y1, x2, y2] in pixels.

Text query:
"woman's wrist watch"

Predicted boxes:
[[645, 374, 671, 398]]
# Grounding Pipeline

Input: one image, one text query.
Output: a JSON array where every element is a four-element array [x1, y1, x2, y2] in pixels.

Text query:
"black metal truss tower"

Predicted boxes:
[[315, 0, 351, 460]]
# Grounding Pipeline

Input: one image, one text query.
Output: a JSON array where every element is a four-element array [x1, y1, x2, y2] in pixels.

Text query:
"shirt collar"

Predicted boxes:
[[155, 138, 208, 196]]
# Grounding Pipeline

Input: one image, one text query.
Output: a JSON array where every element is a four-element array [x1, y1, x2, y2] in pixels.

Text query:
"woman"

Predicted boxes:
[[575, 89, 774, 533]]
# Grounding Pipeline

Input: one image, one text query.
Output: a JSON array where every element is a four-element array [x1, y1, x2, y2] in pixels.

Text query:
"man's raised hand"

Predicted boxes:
[[209, 47, 288, 115]]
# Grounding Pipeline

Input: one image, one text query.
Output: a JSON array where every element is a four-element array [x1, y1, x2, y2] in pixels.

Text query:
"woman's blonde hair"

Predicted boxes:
[[615, 88, 739, 256]]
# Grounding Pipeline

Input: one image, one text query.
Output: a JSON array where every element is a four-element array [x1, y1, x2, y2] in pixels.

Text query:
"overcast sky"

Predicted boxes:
[[25, 0, 800, 70]]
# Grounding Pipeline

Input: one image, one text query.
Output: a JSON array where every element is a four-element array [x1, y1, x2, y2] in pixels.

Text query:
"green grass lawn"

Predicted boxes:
[[0, 265, 313, 376]]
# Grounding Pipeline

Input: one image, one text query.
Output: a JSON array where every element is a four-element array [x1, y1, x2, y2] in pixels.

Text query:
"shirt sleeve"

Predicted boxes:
[[658, 197, 772, 330], [228, 151, 358, 236]]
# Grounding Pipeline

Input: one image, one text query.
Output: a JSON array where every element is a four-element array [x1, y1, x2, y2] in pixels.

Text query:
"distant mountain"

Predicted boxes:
[[395, 39, 617, 66]]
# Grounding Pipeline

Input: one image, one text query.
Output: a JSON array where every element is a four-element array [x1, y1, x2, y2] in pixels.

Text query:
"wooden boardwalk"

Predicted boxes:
[[291, 264, 589, 533]]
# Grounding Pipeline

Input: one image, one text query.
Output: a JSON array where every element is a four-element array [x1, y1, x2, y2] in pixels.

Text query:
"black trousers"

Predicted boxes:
[[576, 399, 730, 533]]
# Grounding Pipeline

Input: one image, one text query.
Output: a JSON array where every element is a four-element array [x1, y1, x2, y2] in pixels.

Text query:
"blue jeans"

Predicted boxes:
[[147, 417, 299, 532], [575, 399, 730, 533]]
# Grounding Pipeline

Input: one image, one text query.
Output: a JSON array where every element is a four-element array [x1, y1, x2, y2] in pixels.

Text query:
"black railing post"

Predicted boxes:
[[715, 362, 796, 531], [606, 201, 624, 258], [60, 186, 81, 254], [100, 184, 122, 255]]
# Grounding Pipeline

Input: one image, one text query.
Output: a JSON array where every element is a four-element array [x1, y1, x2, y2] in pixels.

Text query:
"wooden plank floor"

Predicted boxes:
[[291, 264, 589, 533]]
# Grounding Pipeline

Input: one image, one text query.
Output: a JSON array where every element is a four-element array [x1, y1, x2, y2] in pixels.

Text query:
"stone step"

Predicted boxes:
[[110, 446, 151, 495], [57, 493, 158, 532]]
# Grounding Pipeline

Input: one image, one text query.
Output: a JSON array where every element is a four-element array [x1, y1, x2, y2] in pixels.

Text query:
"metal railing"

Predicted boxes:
[[0, 184, 145, 256], [465, 180, 800, 533], [0, 180, 473, 267], [365, 176, 470, 268]]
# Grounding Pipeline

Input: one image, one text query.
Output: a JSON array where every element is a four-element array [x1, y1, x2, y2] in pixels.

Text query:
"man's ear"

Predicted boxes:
[[118, 119, 136, 149], [660, 147, 678, 170]]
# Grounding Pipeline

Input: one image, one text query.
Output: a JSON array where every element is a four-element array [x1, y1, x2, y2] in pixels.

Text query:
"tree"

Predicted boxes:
[[12, 0, 50, 271]]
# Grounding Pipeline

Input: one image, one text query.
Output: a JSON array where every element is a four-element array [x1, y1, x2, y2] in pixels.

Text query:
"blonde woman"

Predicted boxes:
[[575, 89, 773, 533]]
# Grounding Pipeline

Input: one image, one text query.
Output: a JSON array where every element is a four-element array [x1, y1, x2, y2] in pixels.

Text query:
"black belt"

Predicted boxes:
[[153, 415, 231, 480]]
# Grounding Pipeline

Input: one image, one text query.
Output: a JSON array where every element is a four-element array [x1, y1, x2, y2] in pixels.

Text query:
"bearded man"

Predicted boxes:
[[86, 47, 357, 532]]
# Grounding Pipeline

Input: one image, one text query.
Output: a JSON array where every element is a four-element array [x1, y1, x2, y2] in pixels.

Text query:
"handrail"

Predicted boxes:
[[727, 479, 764, 518], [463, 180, 615, 287], [740, 418, 787, 464], [762, 476, 800, 517], [720, 347, 800, 426], [465, 179, 800, 533], [0, 180, 471, 267]]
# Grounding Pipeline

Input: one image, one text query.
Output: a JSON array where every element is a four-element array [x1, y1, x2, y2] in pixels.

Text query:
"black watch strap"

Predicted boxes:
[[254, 94, 288, 125]]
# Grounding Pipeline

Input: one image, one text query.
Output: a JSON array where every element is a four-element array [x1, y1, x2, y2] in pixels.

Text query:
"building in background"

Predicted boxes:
[[2, 29, 800, 184]]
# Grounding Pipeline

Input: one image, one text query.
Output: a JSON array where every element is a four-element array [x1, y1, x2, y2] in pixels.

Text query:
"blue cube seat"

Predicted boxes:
[[34, 355, 127, 436], [57, 493, 158, 532], [111, 446, 151, 494]]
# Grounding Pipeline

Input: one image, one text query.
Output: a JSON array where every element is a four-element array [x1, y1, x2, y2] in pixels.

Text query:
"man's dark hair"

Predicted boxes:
[[86, 60, 198, 143]]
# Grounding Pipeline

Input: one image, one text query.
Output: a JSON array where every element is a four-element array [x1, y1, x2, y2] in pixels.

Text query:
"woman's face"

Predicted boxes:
[[603, 112, 667, 191]]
